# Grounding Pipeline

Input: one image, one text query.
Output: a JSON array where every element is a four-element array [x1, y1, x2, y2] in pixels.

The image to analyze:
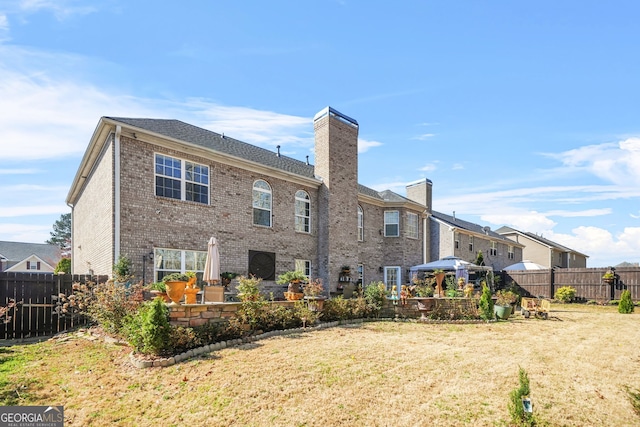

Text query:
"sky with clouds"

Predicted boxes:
[[1, 0, 639, 267]]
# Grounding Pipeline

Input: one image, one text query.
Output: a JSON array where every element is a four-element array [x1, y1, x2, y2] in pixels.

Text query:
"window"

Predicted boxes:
[[384, 211, 399, 237], [357, 205, 364, 241], [155, 154, 209, 204], [295, 190, 311, 233], [253, 180, 272, 227], [508, 245, 514, 259], [384, 267, 401, 291], [26, 261, 40, 270], [454, 232, 459, 249], [406, 212, 418, 239], [468, 235, 474, 252], [154, 248, 206, 282], [357, 264, 364, 286], [295, 259, 311, 276], [489, 241, 497, 256]]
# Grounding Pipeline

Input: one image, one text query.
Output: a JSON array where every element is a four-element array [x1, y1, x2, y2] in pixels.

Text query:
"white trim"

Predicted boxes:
[[114, 125, 121, 260]]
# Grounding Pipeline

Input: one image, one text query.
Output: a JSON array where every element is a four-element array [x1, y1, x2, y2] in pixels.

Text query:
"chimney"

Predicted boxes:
[[405, 178, 433, 213]]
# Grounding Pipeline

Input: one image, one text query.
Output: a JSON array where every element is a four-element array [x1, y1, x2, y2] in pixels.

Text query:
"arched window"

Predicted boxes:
[[357, 205, 364, 241], [295, 190, 311, 233], [253, 180, 272, 227]]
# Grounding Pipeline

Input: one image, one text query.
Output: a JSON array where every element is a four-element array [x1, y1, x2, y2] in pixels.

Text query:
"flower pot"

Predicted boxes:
[[150, 290, 171, 303], [284, 292, 304, 301], [184, 286, 200, 304], [304, 296, 325, 311], [164, 281, 187, 305], [494, 304, 513, 320]]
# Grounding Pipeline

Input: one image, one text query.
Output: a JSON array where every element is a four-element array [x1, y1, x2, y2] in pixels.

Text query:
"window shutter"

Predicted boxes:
[[37, 262, 41, 270], [27, 261, 30, 269]]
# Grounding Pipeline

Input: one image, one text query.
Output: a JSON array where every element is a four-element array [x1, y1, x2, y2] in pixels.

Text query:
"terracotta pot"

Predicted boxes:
[[165, 281, 187, 305], [150, 290, 171, 303], [284, 291, 304, 301]]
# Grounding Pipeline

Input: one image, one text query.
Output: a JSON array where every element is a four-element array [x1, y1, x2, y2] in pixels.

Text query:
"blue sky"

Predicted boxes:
[[1, 0, 639, 268]]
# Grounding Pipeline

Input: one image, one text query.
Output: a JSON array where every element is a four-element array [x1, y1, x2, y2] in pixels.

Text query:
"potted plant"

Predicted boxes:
[[494, 289, 518, 320], [303, 278, 325, 311], [220, 272, 238, 288], [277, 270, 307, 300], [149, 281, 170, 303], [162, 272, 190, 305]]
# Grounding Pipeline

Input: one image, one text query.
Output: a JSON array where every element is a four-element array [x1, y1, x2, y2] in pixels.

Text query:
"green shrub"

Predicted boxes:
[[322, 296, 351, 321], [168, 326, 202, 354], [363, 281, 387, 313], [54, 258, 71, 274], [113, 255, 132, 283], [508, 367, 536, 426], [554, 286, 576, 303], [236, 275, 263, 301], [478, 284, 494, 320], [619, 290, 634, 314], [625, 386, 640, 418], [125, 298, 171, 355]]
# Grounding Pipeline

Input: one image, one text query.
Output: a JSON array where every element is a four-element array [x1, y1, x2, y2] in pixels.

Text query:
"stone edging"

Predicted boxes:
[[128, 317, 496, 369]]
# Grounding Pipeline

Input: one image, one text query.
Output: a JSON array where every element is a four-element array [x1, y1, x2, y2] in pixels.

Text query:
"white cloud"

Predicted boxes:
[[413, 133, 435, 140], [420, 162, 438, 172], [358, 138, 383, 153], [0, 205, 68, 218], [550, 138, 640, 186], [452, 163, 464, 170], [0, 222, 52, 242], [0, 14, 9, 41], [482, 211, 557, 234], [0, 168, 40, 174], [16, 0, 97, 20]]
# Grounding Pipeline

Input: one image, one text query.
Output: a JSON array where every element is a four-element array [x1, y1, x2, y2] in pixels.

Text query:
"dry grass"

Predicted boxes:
[[2, 304, 640, 426]]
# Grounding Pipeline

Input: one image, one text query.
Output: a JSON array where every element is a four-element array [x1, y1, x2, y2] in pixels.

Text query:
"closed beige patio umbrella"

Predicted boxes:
[[202, 237, 221, 303]]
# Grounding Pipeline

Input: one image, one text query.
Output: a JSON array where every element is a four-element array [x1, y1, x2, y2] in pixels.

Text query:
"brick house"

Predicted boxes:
[[496, 226, 588, 268], [66, 107, 431, 294]]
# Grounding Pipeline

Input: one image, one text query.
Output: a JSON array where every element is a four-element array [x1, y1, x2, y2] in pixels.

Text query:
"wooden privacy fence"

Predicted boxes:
[[0, 272, 107, 340], [502, 267, 640, 302]]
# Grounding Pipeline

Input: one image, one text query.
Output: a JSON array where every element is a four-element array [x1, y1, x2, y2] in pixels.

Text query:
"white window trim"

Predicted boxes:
[[384, 210, 400, 237], [154, 153, 210, 204], [154, 248, 207, 282], [468, 235, 474, 252], [295, 190, 311, 234], [490, 241, 497, 256], [294, 259, 311, 276], [383, 266, 401, 291], [253, 179, 273, 227]]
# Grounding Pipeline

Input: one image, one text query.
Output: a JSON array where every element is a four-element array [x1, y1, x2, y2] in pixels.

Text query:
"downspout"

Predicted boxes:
[[422, 210, 429, 264], [66, 201, 74, 273], [114, 125, 122, 262]]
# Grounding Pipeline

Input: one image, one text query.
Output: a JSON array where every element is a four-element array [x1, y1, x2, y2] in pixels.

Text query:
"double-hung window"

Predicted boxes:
[[455, 232, 460, 249], [468, 235, 474, 252], [384, 211, 399, 237], [508, 245, 514, 259], [253, 180, 272, 227], [155, 154, 209, 204], [406, 212, 418, 239], [295, 190, 311, 233]]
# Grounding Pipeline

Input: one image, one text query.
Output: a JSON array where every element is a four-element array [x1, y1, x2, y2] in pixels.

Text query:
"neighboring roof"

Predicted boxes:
[[106, 117, 317, 179], [496, 226, 589, 258], [410, 256, 492, 273], [431, 211, 518, 245], [0, 241, 62, 267]]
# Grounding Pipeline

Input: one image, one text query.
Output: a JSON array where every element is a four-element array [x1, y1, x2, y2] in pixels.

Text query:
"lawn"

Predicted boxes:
[[1, 304, 639, 426]]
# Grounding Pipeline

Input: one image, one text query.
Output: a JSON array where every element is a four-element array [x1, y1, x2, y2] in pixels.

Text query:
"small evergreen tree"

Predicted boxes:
[[54, 258, 71, 274], [478, 283, 494, 320], [508, 367, 535, 426], [46, 213, 71, 256], [619, 289, 634, 314]]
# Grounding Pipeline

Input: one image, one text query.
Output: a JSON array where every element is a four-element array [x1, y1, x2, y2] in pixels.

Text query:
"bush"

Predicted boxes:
[[88, 280, 145, 334], [125, 298, 171, 355], [363, 281, 386, 312], [54, 258, 71, 274], [478, 284, 494, 320], [554, 286, 576, 303], [619, 290, 634, 314]]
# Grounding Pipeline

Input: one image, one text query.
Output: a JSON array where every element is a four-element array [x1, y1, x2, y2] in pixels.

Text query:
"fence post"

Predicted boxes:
[[549, 268, 555, 299]]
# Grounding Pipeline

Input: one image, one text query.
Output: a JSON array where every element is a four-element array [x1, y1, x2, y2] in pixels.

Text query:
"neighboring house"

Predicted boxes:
[[66, 107, 429, 293], [496, 226, 588, 268], [417, 207, 525, 271], [0, 241, 63, 273]]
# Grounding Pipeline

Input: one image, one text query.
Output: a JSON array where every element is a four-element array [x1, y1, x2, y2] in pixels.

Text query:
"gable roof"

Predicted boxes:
[[496, 226, 589, 257], [431, 211, 519, 245], [0, 241, 62, 268]]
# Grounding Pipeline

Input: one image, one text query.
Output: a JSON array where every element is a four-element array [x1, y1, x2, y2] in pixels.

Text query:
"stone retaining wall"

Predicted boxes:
[[167, 301, 298, 327]]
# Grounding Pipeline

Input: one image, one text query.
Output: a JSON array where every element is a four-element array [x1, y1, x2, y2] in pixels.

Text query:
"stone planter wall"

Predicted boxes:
[[167, 301, 298, 328]]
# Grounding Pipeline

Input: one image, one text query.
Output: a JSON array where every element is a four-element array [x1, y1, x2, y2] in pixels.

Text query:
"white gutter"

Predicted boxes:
[[114, 125, 121, 261]]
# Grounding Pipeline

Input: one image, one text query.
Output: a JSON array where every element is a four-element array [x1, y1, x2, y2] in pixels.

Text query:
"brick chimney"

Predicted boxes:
[[313, 107, 359, 292]]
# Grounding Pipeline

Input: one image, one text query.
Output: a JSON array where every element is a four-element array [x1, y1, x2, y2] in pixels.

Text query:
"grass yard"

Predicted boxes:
[[1, 304, 639, 426]]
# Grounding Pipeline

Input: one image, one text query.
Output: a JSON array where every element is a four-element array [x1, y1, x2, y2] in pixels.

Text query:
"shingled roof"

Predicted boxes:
[[431, 211, 514, 243], [0, 241, 62, 268], [106, 117, 317, 179]]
